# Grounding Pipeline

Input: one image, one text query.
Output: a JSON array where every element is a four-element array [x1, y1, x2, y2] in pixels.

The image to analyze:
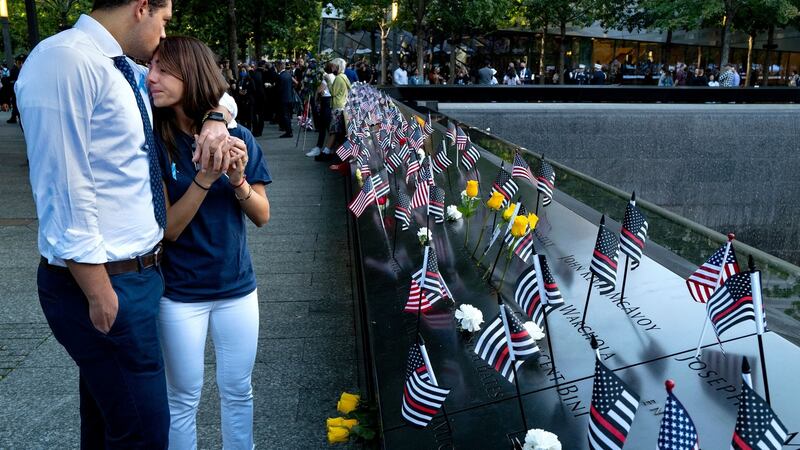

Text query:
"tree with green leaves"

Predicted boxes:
[[333, 0, 397, 85], [734, 0, 798, 85], [430, 0, 511, 83], [524, 0, 593, 84]]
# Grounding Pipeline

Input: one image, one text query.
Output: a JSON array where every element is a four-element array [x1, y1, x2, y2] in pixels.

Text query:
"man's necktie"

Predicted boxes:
[[112, 55, 167, 229]]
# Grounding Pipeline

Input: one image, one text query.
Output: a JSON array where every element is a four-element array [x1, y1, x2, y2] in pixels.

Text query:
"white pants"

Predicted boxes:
[[159, 290, 259, 450]]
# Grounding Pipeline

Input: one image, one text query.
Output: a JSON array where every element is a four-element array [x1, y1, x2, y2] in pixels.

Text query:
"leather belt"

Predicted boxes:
[[40, 244, 163, 276]]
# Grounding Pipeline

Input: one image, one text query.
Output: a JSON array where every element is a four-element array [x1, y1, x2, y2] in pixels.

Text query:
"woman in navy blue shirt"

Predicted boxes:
[[148, 36, 271, 449]]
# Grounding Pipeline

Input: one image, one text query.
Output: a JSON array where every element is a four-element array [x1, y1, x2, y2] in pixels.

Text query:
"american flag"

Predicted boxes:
[[514, 255, 564, 327], [474, 304, 540, 384], [657, 383, 700, 450], [348, 177, 377, 218], [385, 150, 404, 175], [423, 113, 434, 136], [587, 358, 640, 450], [536, 160, 556, 207], [336, 139, 358, 161], [432, 144, 453, 174], [410, 179, 430, 210], [619, 201, 648, 270], [731, 380, 788, 450], [455, 126, 469, 152], [446, 121, 457, 146], [418, 162, 435, 187], [590, 219, 619, 296], [357, 153, 371, 178], [428, 186, 446, 224], [395, 191, 412, 231], [512, 153, 535, 184], [490, 169, 518, 208], [371, 172, 390, 200], [461, 144, 481, 172], [397, 140, 412, 162], [378, 128, 391, 153], [706, 272, 759, 337], [510, 231, 535, 263], [405, 155, 420, 185], [401, 342, 451, 428], [686, 243, 740, 303], [405, 246, 448, 313], [408, 122, 425, 151]]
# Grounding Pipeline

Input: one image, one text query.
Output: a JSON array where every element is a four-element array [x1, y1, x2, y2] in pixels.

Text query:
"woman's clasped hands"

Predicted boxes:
[[191, 134, 249, 187]]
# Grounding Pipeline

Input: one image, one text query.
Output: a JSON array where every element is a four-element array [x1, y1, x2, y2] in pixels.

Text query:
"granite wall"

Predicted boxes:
[[440, 103, 800, 265]]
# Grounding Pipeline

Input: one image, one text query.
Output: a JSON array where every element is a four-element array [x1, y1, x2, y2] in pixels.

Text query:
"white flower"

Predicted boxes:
[[523, 429, 561, 450], [523, 321, 545, 341], [416, 148, 426, 161], [446, 205, 462, 221], [417, 227, 431, 245], [455, 304, 484, 332]]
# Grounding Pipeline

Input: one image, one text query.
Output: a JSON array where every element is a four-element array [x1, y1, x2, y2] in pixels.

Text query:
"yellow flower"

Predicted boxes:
[[355, 168, 363, 186], [337, 392, 360, 414], [511, 216, 529, 238], [502, 203, 517, 222], [527, 213, 539, 231], [327, 426, 350, 444], [415, 116, 426, 127], [486, 192, 505, 211], [327, 417, 359, 430], [466, 180, 479, 198]]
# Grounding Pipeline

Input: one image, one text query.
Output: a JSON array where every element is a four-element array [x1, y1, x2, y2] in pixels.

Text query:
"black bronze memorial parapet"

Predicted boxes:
[[340, 85, 800, 449]]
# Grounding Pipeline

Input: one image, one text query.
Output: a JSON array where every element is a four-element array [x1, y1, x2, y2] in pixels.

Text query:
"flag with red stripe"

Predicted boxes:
[[619, 201, 648, 270], [404, 246, 449, 313], [706, 272, 758, 337], [536, 160, 556, 206], [473, 304, 539, 384], [401, 342, 450, 428], [731, 380, 788, 450], [514, 255, 564, 327], [394, 191, 412, 231], [461, 144, 481, 171], [590, 220, 619, 296], [587, 357, 640, 450]]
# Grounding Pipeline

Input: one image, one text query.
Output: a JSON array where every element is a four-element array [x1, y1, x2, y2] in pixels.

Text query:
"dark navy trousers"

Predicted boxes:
[[38, 263, 169, 449]]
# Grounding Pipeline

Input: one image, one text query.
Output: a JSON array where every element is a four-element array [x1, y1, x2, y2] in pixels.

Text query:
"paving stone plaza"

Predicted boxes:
[[0, 111, 362, 449]]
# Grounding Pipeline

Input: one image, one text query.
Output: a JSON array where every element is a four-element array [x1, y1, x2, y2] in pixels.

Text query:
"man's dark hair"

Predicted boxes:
[[92, 0, 169, 11]]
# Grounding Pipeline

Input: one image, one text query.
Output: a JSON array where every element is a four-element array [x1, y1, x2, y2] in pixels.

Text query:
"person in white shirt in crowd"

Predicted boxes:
[[503, 63, 521, 86], [393, 62, 408, 85], [15, 0, 235, 447], [707, 73, 720, 87]]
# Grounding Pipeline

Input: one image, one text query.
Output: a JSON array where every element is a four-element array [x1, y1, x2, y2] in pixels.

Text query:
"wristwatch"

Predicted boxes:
[[202, 111, 228, 126]]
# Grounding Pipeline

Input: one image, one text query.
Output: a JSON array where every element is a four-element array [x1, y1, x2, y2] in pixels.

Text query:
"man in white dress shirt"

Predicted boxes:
[[393, 62, 408, 85], [15, 0, 235, 447]]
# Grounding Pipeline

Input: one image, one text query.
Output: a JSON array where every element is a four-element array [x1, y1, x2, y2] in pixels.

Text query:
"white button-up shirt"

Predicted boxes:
[[393, 67, 408, 85], [17, 15, 163, 266]]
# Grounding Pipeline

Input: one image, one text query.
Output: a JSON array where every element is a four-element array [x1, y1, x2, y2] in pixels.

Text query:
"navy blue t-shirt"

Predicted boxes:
[[158, 126, 272, 302]]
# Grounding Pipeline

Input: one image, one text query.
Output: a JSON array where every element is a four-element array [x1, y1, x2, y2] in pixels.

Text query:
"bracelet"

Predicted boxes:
[[236, 184, 253, 202], [193, 177, 211, 191], [231, 175, 247, 189]]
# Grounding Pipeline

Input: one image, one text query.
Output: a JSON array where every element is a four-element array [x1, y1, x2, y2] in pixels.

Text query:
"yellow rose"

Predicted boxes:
[[327, 426, 350, 444], [502, 203, 517, 222], [486, 192, 505, 211], [466, 180, 479, 198], [337, 392, 361, 414], [511, 216, 529, 238], [415, 116, 425, 127], [327, 417, 359, 430], [527, 213, 539, 231]]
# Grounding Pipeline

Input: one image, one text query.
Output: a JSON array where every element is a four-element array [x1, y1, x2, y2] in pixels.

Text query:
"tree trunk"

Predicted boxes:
[[558, 21, 566, 85], [449, 40, 457, 84], [416, 33, 425, 82], [380, 25, 389, 86], [763, 25, 774, 86], [370, 30, 378, 66], [745, 33, 754, 88], [663, 29, 673, 65], [227, 0, 238, 77], [719, 11, 734, 67], [539, 20, 547, 85], [253, 13, 263, 62]]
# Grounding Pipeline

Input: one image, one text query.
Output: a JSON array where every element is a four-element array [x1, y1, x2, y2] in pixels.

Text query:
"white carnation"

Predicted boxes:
[[416, 148, 426, 161], [523, 321, 545, 341], [416, 227, 431, 245], [455, 304, 484, 332], [446, 205, 462, 221], [523, 429, 561, 450]]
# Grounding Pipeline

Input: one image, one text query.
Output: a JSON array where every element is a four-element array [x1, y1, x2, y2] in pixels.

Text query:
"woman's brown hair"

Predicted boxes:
[[152, 36, 228, 162]]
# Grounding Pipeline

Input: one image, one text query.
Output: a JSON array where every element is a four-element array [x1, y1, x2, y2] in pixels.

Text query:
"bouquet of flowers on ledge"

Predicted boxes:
[[327, 392, 377, 444]]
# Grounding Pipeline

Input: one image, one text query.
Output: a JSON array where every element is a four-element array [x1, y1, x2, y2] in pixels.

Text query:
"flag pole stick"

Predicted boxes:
[[749, 256, 771, 405], [415, 245, 430, 337], [391, 218, 399, 260], [619, 256, 630, 303], [694, 233, 735, 359], [580, 273, 595, 329]]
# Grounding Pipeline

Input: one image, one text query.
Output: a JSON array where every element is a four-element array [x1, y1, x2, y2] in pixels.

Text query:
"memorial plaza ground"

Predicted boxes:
[[0, 110, 363, 449]]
